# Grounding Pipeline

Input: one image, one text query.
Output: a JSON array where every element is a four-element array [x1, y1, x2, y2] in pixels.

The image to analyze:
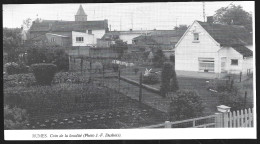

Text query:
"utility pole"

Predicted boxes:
[[120, 17, 122, 31], [131, 12, 133, 30], [203, 2, 206, 22]]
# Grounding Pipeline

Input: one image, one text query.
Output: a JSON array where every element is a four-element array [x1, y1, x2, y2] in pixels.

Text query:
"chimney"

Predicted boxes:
[[207, 16, 214, 24], [130, 29, 133, 31]]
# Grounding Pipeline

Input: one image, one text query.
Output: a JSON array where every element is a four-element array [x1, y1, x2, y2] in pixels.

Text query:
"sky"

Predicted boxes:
[[3, 1, 254, 31]]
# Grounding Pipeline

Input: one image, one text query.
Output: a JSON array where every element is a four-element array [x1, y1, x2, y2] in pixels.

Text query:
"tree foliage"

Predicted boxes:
[[168, 90, 204, 121], [152, 49, 166, 67], [213, 4, 252, 31], [174, 25, 188, 31], [161, 62, 179, 97], [3, 28, 23, 62]]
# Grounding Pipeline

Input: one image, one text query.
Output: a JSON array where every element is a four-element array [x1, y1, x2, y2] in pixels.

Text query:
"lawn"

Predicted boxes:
[[4, 72, 167, 129]]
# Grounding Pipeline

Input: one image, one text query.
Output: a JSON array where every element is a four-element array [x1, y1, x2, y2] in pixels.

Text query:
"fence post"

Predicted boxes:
[[118, 69, 121, 92], [139, 72, 143, 103], [244, 91, 247, 109], [223, 112, 229, 128], [230, 79, 234, 90], [102, 64, 105, 86], [215, 113, 223, 128], [80, 58, 83, 73], [240, 72, 242, 82], [165, 121, 171, 128]]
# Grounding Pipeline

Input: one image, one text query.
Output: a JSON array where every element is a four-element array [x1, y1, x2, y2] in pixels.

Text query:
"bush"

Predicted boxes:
[[5, 62, 29, 75], [161, 62, 179, 97], [169, 55, 175, 63], [112, 63, 119, 72], [133, 67, 139, 75], [152, 49, 166, 68], [143, 73, 159, 84], [27, 47, 69, 72], [4, 73, 36, 88], [4, 105, 28, 129], [31, 63, 57, 85], [168, 90, 204, 121]]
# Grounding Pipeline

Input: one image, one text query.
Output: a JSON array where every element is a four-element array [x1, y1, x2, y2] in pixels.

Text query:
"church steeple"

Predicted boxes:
[[75, 5, 87, 21]]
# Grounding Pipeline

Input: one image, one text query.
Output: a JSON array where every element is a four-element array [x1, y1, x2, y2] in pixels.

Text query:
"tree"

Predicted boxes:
[[22, 18, 32, 30], [168, 90, 204, 121], [161, 62, 179, 97], [213, 4, 252, 31], [152, 49, 166, 67], [174, 25, 188, 31], [111, 39, 128, 59], [3, 28, 23, 62]]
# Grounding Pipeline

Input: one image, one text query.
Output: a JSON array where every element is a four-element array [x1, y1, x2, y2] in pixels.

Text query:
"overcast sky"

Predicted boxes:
[[3, 2, 254, 30]]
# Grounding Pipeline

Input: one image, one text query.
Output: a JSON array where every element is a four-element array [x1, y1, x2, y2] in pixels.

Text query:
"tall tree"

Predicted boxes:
[[213, 4, 252, 31]]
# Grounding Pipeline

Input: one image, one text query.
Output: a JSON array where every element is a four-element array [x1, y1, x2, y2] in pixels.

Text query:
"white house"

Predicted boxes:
[[175, 17, 253, 77], [72, 31, 94, 46]]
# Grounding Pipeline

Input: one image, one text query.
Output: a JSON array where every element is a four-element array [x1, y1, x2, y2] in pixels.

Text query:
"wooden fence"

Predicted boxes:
[[140, 108, 254, 128]]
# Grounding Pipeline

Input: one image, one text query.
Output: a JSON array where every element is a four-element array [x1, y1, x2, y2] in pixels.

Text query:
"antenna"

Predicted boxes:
[[131, 12, 133, 30], [203, 2, 206, 22], [120, 17, 122, 31]]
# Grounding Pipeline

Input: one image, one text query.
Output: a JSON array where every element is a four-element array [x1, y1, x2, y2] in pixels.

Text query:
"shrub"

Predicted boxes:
[[5, 62, 29, 75], [152, 49, 166, 68], [4, 73, 36, 88], [143, 73, 159, 84], [169, 55, 175, 63], [112, 63, 119, 72], [133, 67, 139, 75], [31, 63, 57, 85], [161, 62, 179, 97], [27, 47, 69, 72], [4, 105, 28, 129], [168, 90, 204, 121]]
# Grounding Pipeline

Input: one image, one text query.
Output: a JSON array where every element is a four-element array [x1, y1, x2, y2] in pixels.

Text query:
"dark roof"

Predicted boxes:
[[76, 5, 87, 15], [133, 30, 185, 46], [231, 45, 253, 57], [30, 20, 108, 32], [197, 21, 253, 47]]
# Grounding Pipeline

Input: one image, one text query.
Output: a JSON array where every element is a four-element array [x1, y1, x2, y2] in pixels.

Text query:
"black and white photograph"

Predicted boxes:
[[3, 1, 256, 140]]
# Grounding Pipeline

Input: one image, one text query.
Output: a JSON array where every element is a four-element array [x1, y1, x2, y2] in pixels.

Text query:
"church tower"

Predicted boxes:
[[75, 5, 87, 21]]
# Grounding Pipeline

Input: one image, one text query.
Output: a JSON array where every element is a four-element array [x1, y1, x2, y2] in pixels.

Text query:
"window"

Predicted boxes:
[[193, 33, 199, 41], [198, 58, 214, 72], [51, 37, 55, 42], [88, 30, 92, 34], [76, 37, 84, 42], [231, 59, 238, 65]]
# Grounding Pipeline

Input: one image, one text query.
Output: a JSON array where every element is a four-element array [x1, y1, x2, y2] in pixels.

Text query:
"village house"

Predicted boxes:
[[132, 30, 186, 58], [175, 17, 253, 77], [28, 5, 109, 46]]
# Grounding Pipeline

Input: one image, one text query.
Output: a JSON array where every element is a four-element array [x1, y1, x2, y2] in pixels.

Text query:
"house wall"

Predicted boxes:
[[97, 39, 112, 48], [72, 31, 94, 46], [90, 29, 106, 44], [218, 47, 244, 74], [45, 33, 63, 46], [175, 21, 221, 73], [242, 57, 253, 74]]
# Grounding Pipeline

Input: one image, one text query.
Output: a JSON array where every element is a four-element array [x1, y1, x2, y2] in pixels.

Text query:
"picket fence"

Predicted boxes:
[[141, 108, 254, 128]]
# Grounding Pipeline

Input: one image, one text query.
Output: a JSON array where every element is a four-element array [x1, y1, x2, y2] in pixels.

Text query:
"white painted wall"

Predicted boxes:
[[218, 47, 243, 74], [242, 57, 253, 74], [175, 21, 221, 73], [72, 31, 94, 46], [90, 30, 106, 44]]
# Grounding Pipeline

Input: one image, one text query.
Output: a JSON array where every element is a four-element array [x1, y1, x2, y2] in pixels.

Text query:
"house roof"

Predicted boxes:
[[76, 5, 87, 15], [133, 30, 185, 46], [30, 20, 108, 32], [46, 33, 69, 38], [231, 45, 253, 57], [197, 21, 253, 47]]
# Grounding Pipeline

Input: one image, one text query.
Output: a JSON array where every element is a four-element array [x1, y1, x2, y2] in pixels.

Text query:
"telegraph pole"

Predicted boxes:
[[203, 2, 206, 22]]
